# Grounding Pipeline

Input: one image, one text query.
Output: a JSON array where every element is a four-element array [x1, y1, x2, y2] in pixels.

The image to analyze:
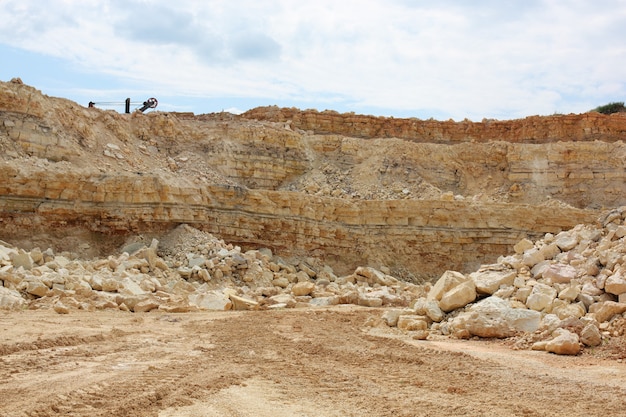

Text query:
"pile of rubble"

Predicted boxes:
[[0, 224, 424, 314], [383, 207, 626, 355], [3, 206, 626, 356]]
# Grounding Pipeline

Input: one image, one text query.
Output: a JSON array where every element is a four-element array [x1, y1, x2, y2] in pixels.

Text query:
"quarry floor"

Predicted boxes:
[[1, 307, 626, 417]]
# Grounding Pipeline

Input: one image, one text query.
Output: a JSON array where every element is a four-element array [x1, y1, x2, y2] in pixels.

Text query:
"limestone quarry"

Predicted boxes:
[[1, 78, 626, 416]]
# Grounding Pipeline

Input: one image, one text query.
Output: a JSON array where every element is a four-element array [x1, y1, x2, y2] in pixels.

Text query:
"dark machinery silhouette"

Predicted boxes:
[[88, 97, 158, 113]]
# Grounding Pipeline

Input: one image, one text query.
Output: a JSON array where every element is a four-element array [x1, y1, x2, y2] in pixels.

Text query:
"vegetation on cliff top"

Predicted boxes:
[[592, 101, 626, 114]]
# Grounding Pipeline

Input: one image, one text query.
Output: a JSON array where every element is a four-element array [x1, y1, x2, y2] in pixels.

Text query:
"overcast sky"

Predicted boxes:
[[1, 0, 625, 120]]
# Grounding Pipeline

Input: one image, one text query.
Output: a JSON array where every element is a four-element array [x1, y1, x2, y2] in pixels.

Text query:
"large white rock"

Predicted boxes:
[[555, 233, 579, 251], [428, 270, 467, 301], [188, 291, 233, 310], [0, 286, 26, 310], [545, 329, 581, 355], [382, 309, 407, 327], [10, 250, 33, 270], [580, 323, 602, 347], [439, 280, 477, 312], [26, 280, 49, 297], [309, 296, 339, 307], [581, 281, 603, 296], [513, 238, 534, 254], [604, 272, 626, 296], [543, 264, 577, 284], [551, 302, 586, 320], [526, 283, 557, 311], [538, 243, 561, 261], [414, 298, 444, 322], [268, 293, 296, 308], [0, 244, 16, 262], [292, 281, 315, 296], [558, 285, 580, 302], [229, 294, 258, 311], [522, 248, 545, 268], [354, 266, 396, 286], [133, 298, 160, 313], [358, 294, 384, 307], [470, 266, 516, 295], [397, 315, 428, 331], [593, 301, 626, 323], [118, 277, 146, 296], [451, 296, 541, 338]]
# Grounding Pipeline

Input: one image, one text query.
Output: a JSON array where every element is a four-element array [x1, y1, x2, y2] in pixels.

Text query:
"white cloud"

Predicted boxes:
[[1, 0, 625, 119]]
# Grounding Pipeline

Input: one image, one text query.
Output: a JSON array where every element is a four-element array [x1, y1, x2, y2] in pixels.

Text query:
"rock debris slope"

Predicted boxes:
[[383, 207, 626, 355]]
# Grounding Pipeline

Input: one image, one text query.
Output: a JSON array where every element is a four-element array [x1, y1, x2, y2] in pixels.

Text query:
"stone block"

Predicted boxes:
[[470, 266, 516, 295], [292, 281, 315, 296], [134, 298, 160, 313], [358, 295, 383, 308], [272, 277, 290, 288], [10, 251, 33, 270], [526, 283, 557, 312], [428, 270, 467, 301], [558, 285, 580, 302], [522, 248, 545, 268], [538, 243, 561, 260], [268, 293, 296, 308], [382, 309, 407, 327], [543, 264, 577, 284], [229, 294, 258, 311], [0, 286, 26, 310], [451, 296, 541, 338], [397, 315, 428, 331], [593, 301, 626, 323], [545, 329, 581, 355], [513, 238, 534, 254], [309, 296, 339, 307], [604, 272, 626, 296], [118, 277, 146, 296], [26, 280, 49, 297], [53, 302, 70, 314], [580, 323, 602, 347], [555, 233, 579, 251], [439, 279, 476, 312], [552, 302, 586, 320], [414, 298, 444, 322]]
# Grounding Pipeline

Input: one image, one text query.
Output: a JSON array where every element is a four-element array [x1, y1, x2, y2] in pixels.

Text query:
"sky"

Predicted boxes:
[[1, 0, 625, 121]]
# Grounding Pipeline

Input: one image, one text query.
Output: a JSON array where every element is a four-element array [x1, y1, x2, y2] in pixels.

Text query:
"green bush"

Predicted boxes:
[[592, 102, 626, 114]]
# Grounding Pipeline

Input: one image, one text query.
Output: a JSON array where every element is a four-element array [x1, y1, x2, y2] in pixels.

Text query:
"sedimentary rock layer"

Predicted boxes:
[[0, 162, 596, 279], [243, 105, 626, 143]]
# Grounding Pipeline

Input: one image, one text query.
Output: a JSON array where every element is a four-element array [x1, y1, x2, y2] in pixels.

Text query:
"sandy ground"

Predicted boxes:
[[1, 307, 626, 417]]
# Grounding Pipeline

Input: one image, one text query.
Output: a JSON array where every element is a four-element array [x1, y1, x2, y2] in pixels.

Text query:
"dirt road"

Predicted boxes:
[[1, 307, 625, 417]]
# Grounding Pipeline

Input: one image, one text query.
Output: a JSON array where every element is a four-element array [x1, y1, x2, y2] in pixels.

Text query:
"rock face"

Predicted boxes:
[[243, 106, 626, 144], [1, 81, 624, 281]]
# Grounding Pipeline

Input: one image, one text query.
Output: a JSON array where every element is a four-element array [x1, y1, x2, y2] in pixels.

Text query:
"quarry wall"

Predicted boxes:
[[243, 106, 626, 143], [0, 80, 624, 280], [0, 164, 596, 279]]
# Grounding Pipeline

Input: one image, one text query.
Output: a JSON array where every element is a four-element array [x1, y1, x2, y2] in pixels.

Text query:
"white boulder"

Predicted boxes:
[[0, 286, 26, 310], [545, 329, 581, 355], [451, 296, 541, 338], [543, 264, 577, 284], [439, 280, 477, 312], [470, 265, 516, 295], [525, 283, 557, 312]]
